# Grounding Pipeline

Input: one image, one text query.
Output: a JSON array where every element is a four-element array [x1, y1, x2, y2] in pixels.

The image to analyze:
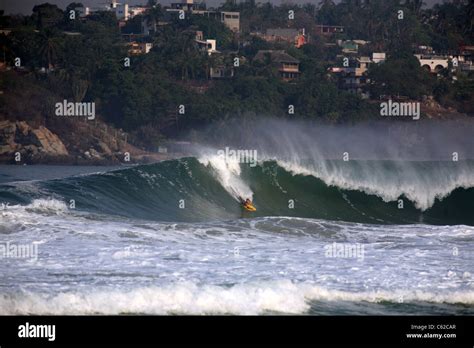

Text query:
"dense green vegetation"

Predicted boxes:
[[0, 0, 473, 148]]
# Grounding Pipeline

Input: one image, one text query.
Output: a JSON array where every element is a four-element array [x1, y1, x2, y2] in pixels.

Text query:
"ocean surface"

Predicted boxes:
[[0, 156, 473, 315]]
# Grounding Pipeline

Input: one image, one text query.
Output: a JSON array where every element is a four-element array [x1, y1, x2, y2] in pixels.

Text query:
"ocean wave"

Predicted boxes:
[[274, 159, 474, 211], [1, 158, 474, 225], [1, 280, 473, 315]]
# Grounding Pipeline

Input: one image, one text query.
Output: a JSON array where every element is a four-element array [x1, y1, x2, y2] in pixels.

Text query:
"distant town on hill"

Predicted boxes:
[[0, 0, 473, 163]]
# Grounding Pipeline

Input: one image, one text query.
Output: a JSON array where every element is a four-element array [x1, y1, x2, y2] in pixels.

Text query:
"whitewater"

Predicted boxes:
[[1, 155, 473, 315], [1, 119, 474, 315]]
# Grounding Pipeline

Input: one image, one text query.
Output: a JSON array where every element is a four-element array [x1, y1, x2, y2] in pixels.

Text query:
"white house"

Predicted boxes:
[[129, 6, 147, 18], [109, 1, 147, 21], [415, 54, 449, 73], [127, 42, 153, 55], [196, 39, 217, 55], [220, 12, 240, 32], [372, 52, 386, 64], [114, 3, 129, 20], [167, 1, 240, 32], [74, 6, 90, 17]]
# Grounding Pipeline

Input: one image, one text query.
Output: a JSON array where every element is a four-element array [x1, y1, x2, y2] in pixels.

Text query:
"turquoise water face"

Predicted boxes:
[[2, 159, 474, 224]]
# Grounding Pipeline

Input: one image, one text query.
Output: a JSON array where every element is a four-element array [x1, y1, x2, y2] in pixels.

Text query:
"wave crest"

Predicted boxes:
[[1, 281, 473, 315]]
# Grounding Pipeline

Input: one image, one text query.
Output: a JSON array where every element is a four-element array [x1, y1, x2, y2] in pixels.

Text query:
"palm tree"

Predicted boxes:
[[466, 1, 474, 35], [0, 35, 12, 65], [143, 4, 163, 35], [318, 0, 335, 8], [303, 3, 317, 17], [175, 29, 203, 80], [253, 51, 276, 77], [38, 29, 61, 70], [71, 74, 90, 103], [405, 0, 424, 15], [206, 52, 221, 80]]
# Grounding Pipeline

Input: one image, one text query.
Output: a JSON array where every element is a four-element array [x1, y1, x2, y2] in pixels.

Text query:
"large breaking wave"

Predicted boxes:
[[1, 155, 474, 225]]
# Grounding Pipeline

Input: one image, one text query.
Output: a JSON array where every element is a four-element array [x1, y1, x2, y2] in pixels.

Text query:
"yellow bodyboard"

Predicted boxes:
[[242, 203, 257, 212]]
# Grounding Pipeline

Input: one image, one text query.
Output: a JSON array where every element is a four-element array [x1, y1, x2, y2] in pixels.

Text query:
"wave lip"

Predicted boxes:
[[1, 281, 473, 315], [198, 151, 253, 200], [275, 158, 474, 211]]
